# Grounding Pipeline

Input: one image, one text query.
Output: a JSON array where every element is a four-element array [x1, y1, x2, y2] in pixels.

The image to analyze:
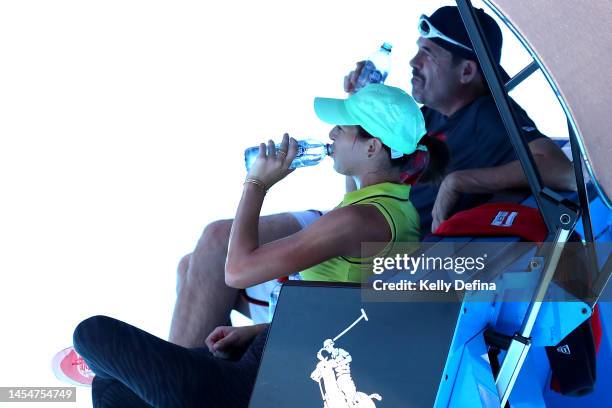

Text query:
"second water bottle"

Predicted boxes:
[[355, 42, 392, 92]]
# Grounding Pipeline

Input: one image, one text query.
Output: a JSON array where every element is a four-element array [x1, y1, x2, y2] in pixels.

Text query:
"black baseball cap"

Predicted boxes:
[[420, 6, 510, 82]]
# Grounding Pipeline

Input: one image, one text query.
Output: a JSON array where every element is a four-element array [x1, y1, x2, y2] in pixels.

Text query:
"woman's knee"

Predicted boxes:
[[73, 315, 115, 356]]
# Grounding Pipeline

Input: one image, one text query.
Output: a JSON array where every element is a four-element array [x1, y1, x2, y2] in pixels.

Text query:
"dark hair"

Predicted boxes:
[[450, 52, 466, 67], [357, 126, 450, 185], [449, 52, 485, 80]]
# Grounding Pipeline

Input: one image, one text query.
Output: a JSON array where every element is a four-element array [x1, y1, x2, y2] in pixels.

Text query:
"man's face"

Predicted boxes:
[[409, 37, 462, 110]]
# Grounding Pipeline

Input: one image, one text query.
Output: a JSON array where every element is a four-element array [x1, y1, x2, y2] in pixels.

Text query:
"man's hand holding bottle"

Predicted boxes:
[[344, 60, 366, 95]]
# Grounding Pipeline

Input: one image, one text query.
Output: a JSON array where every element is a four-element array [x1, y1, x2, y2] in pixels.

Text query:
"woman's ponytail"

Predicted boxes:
[[417, 134, 450, 185], [356, 126, 449, 184]]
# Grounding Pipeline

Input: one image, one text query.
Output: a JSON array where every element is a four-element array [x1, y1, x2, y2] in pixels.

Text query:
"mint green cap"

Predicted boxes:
[[314, 83, 426, 157]]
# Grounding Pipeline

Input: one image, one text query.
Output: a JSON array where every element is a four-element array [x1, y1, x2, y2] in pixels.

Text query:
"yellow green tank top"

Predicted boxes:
[[299, 182, 420, 283]]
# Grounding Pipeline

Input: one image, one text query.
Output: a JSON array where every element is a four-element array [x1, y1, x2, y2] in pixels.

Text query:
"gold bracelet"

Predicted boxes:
[[244, 178, 268, 192]]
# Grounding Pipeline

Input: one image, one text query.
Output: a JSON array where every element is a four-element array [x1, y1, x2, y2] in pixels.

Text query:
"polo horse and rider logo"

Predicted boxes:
[[310, 309, 382, 408]]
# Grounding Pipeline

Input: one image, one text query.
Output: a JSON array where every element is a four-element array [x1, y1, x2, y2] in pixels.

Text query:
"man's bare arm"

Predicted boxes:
[[452, 138, 575, 193], [432, 138, 576, 230]]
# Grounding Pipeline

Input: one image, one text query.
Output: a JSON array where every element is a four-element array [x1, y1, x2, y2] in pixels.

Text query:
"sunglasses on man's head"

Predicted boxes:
[[418, 15, 473, 52]]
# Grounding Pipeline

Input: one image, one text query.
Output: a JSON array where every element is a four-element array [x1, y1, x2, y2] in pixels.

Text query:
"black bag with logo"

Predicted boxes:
[[545, 317, 597, 396]]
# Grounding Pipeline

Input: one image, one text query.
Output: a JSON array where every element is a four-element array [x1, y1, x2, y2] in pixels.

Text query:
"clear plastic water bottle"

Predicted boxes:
[[244, 139, 332, 171], [355, 42, 392, 92], [268, 273, 302, 321]]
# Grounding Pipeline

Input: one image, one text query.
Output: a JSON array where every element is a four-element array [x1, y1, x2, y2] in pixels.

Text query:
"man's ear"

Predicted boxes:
[[459, 60, 479, 84]]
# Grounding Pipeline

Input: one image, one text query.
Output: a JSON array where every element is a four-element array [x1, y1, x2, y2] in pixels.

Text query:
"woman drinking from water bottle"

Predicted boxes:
[[71, 84, 449, 407]]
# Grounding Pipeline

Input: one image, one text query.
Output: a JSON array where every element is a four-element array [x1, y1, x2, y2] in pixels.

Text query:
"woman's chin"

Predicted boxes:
[[332, 162, 343, 174]]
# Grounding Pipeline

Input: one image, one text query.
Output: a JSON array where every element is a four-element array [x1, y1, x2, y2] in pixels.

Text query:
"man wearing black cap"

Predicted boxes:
[[347, 6, 575, 231], [166, 6, 575, 348]]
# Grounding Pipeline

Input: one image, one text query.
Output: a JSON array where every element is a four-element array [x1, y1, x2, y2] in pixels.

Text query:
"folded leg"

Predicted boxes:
[[74, 315, 260, 408]]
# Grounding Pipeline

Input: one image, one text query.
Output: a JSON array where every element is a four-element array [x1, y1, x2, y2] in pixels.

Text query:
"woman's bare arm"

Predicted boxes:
[[226, 203, 390, 289]]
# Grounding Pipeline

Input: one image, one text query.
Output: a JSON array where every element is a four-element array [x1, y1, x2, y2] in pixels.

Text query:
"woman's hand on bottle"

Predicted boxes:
[[246, 133, 298, 190]]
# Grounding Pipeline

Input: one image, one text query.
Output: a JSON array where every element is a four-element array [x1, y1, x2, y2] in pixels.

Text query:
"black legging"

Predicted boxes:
[[73, 315, 267, 408]]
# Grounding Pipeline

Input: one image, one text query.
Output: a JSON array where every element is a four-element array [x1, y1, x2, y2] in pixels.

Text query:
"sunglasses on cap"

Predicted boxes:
[[418, 15, 473, 53]]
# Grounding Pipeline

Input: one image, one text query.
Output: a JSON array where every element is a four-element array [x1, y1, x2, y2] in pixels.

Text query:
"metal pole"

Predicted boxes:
[[568, 120, 595, 244], [495, 228, 570, 406], [519, 230, 571, 337], [505, 60, 539, 92], [455, 0, 559, 232], [567, 119, 601, 304]]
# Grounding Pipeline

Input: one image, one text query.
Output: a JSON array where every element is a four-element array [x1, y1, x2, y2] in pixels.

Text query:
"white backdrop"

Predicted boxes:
[[0, 1, 567, 406]]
